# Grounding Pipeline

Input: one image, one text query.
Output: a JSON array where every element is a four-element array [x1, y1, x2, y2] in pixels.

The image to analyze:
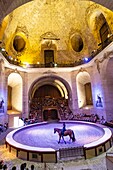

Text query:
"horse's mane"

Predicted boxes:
[[54, 128, 61, 131], [54, 128, 72, 131]]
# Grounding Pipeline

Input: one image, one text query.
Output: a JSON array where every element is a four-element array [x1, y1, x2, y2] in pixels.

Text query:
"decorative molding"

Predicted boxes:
[[15, 26, 29, 38], [6, 68, 20, 76], [104, 51, 113, 58], [95, 50, 113, 73], [95, 59, 100, 73], [45, 40, 52, 48], [40, 32, 60, 40], [43, 70, 57, 75], [0, 59, 4, 74], [78, 67, 87, 73]]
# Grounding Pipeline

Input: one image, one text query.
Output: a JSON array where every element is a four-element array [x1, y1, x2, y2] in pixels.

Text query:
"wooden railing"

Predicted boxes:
[[59, 146, 84, 159]]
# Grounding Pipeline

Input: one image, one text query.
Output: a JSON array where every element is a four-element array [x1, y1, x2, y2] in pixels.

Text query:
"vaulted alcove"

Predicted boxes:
[[76, 71, 93, 108]]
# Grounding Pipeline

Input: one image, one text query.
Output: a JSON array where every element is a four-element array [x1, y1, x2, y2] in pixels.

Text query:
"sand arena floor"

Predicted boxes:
[[0, 122, 113, 170], [12, 121, 105, 150]]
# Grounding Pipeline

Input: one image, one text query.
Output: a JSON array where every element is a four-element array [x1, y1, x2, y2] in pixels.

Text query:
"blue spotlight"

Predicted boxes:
[[84, 57, 89, 62]]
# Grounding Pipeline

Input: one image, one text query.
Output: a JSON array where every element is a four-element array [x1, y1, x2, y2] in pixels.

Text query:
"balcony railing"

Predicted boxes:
[[0, 34, 113, 68]]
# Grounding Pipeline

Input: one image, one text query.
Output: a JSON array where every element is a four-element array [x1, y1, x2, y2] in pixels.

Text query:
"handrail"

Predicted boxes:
[[0, 34, 113, 68]]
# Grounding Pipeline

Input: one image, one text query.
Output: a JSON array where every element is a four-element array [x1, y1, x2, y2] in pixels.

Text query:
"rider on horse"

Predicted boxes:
[[61, 122, 66, 136], [54, 123, 76, 143]]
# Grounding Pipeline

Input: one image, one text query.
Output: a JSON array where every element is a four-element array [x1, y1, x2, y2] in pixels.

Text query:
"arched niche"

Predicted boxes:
[[76, 71, 93, 108], [8, 72, 23, 111]]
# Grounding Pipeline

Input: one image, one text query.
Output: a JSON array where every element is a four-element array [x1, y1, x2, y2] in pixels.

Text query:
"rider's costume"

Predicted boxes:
[[61, 123, 66, 135]]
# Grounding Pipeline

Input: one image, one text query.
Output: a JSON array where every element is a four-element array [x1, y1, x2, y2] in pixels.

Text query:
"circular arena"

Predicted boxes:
[[6, 121, 112, 163]]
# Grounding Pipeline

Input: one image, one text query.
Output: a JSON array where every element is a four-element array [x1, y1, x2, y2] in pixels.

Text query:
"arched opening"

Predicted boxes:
[[29, 76, 72, 121], [76, 71, 93, 108], [88, 11, 111, 48], [8, 73, 23, 111], [7, 72, 23, 127], [99, 21, 111, 48]]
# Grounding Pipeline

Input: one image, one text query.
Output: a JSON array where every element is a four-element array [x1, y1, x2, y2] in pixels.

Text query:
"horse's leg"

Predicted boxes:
[[58, 135, 61, 144], [62, 135, 66, 144], [69, 134, 71, 141]]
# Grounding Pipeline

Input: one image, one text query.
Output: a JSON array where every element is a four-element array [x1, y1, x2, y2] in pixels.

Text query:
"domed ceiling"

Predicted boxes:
[[0, 0, 113, 65]]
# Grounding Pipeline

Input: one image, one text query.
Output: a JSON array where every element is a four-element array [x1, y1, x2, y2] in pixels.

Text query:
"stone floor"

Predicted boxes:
[[0, 125, 113, 170]]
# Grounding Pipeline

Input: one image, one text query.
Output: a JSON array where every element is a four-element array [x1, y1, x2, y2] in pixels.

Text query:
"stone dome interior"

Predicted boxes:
[[0, 0, 113, 65]]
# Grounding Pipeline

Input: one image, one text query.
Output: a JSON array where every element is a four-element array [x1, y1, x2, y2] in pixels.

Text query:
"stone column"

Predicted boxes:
[[71, 71, 79, 114], [0, 59, 4, 97], [0, 60, 8, 123], [100, 58, 113, 121], [22, 72, 29, 119]]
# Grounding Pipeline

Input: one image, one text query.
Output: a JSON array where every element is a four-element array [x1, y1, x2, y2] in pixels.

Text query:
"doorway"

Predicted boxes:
[[43, 108, 59, 121], [44, 50, 54, 67]]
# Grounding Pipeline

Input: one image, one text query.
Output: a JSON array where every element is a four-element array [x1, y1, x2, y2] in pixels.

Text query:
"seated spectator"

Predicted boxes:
[[0, 160, 4, 169], [0, 124, 4, 133], [4, 123, 8, 130], [12, 166, 16, 170], [31, 165, 34, 170], [100, 116, 106, 125], [3, 164, 7, 170], [20, 163, 27, 170], [23, 163, 27, 170], [20, 164, 24, 170]]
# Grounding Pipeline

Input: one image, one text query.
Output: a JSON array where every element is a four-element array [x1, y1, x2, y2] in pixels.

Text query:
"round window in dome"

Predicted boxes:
[[13, 35, 26, 52], [71, 34, 83, 52]]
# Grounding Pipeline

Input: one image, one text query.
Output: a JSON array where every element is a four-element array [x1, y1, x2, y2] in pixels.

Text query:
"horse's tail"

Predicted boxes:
[[72, 130, 76, 142]]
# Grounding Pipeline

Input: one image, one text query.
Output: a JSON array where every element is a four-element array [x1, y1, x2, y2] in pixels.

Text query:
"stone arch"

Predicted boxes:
[[86, 8, 111, 46], [76, 71, 93, 108], [28, 75, 72, 121], [29, 75, 72, 101], [100, 56, 113, 121]]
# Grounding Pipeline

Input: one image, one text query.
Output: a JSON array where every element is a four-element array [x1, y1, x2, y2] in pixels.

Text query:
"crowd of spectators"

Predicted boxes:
[[29, 97, 69, 121], [0, 123, 8, 134], [0, 161, 35, 170], [69, 113, 99, 123], [26, 97, 100, 124]]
